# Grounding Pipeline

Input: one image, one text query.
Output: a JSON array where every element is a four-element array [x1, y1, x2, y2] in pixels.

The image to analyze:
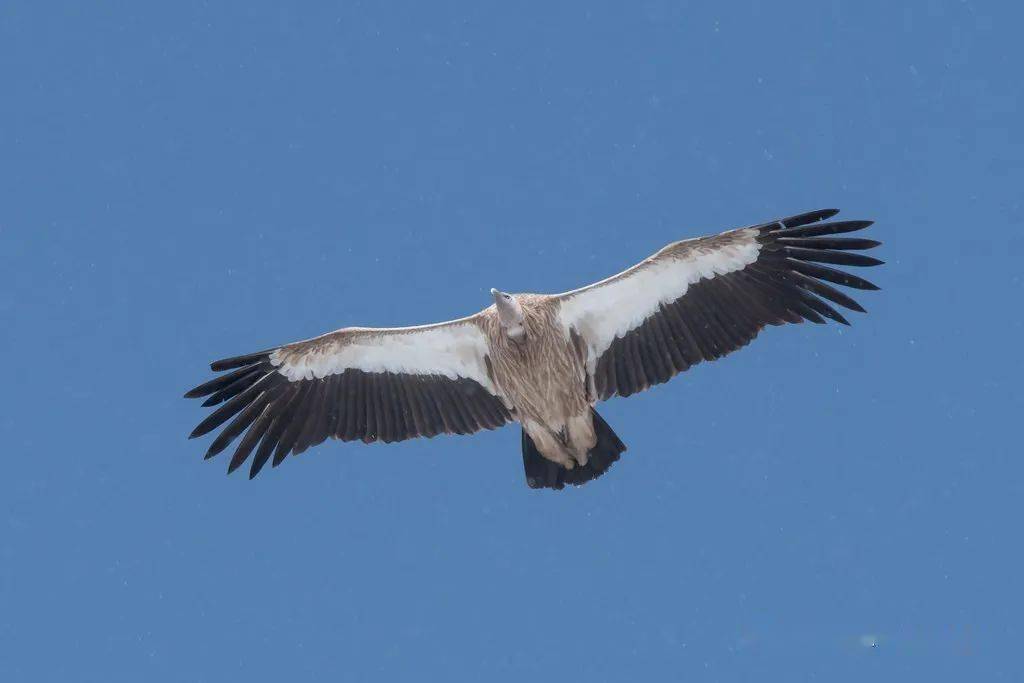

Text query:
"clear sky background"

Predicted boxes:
[[2, 2, 1021, 681]]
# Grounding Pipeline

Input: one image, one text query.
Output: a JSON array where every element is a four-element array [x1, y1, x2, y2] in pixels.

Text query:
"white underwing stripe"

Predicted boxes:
[[269, 322, 497, 392], [557, 230, 761, 375]]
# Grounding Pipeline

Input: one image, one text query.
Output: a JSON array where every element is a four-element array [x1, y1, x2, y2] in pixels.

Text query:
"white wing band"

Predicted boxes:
[[270, 322, 496, 391], [558, 232, 760, 374]]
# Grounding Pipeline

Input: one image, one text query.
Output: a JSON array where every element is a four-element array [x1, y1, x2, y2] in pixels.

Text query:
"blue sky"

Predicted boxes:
[[2, 1, 1021, 681]]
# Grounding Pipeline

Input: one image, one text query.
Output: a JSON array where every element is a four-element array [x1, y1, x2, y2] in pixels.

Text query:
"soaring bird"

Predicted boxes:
[[185, 209, 881, 489]]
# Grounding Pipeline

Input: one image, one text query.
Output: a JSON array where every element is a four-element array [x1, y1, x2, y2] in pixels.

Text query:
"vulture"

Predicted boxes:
[[186, 209, 881, 489]]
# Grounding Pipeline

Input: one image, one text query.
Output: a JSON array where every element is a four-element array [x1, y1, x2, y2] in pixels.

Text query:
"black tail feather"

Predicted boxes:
[[522, 409, 626, 490]]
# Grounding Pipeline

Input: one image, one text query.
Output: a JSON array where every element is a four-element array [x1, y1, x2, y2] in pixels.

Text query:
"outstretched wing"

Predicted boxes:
[[555, 209, 882, 399], [185, 316, 512, 478]]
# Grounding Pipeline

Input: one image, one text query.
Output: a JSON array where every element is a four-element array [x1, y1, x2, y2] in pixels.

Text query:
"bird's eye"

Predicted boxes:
[[504, 294, 511, 300]]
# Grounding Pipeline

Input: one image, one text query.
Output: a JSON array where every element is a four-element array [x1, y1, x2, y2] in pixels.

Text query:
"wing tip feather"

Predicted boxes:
[[209, 349, 274, 372]]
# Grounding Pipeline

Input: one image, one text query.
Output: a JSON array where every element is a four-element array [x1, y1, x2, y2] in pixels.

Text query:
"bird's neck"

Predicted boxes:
[[506, 324, 526, 340]]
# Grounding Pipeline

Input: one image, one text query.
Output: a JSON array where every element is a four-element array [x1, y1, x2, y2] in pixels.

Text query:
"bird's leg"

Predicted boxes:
[[529, 427, 576, 469], [566, 413, 597, 467]]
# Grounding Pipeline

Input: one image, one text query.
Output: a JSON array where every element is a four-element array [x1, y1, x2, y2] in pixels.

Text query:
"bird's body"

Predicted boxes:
[[186, 209, 882, 489], [477, 296, 597, 470]]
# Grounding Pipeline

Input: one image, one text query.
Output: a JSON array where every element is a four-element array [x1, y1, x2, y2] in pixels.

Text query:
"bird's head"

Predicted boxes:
[[491, 288, 525, 338]]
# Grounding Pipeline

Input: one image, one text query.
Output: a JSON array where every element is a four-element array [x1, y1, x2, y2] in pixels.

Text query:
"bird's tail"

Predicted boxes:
[[521, 409, 626, 490]]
